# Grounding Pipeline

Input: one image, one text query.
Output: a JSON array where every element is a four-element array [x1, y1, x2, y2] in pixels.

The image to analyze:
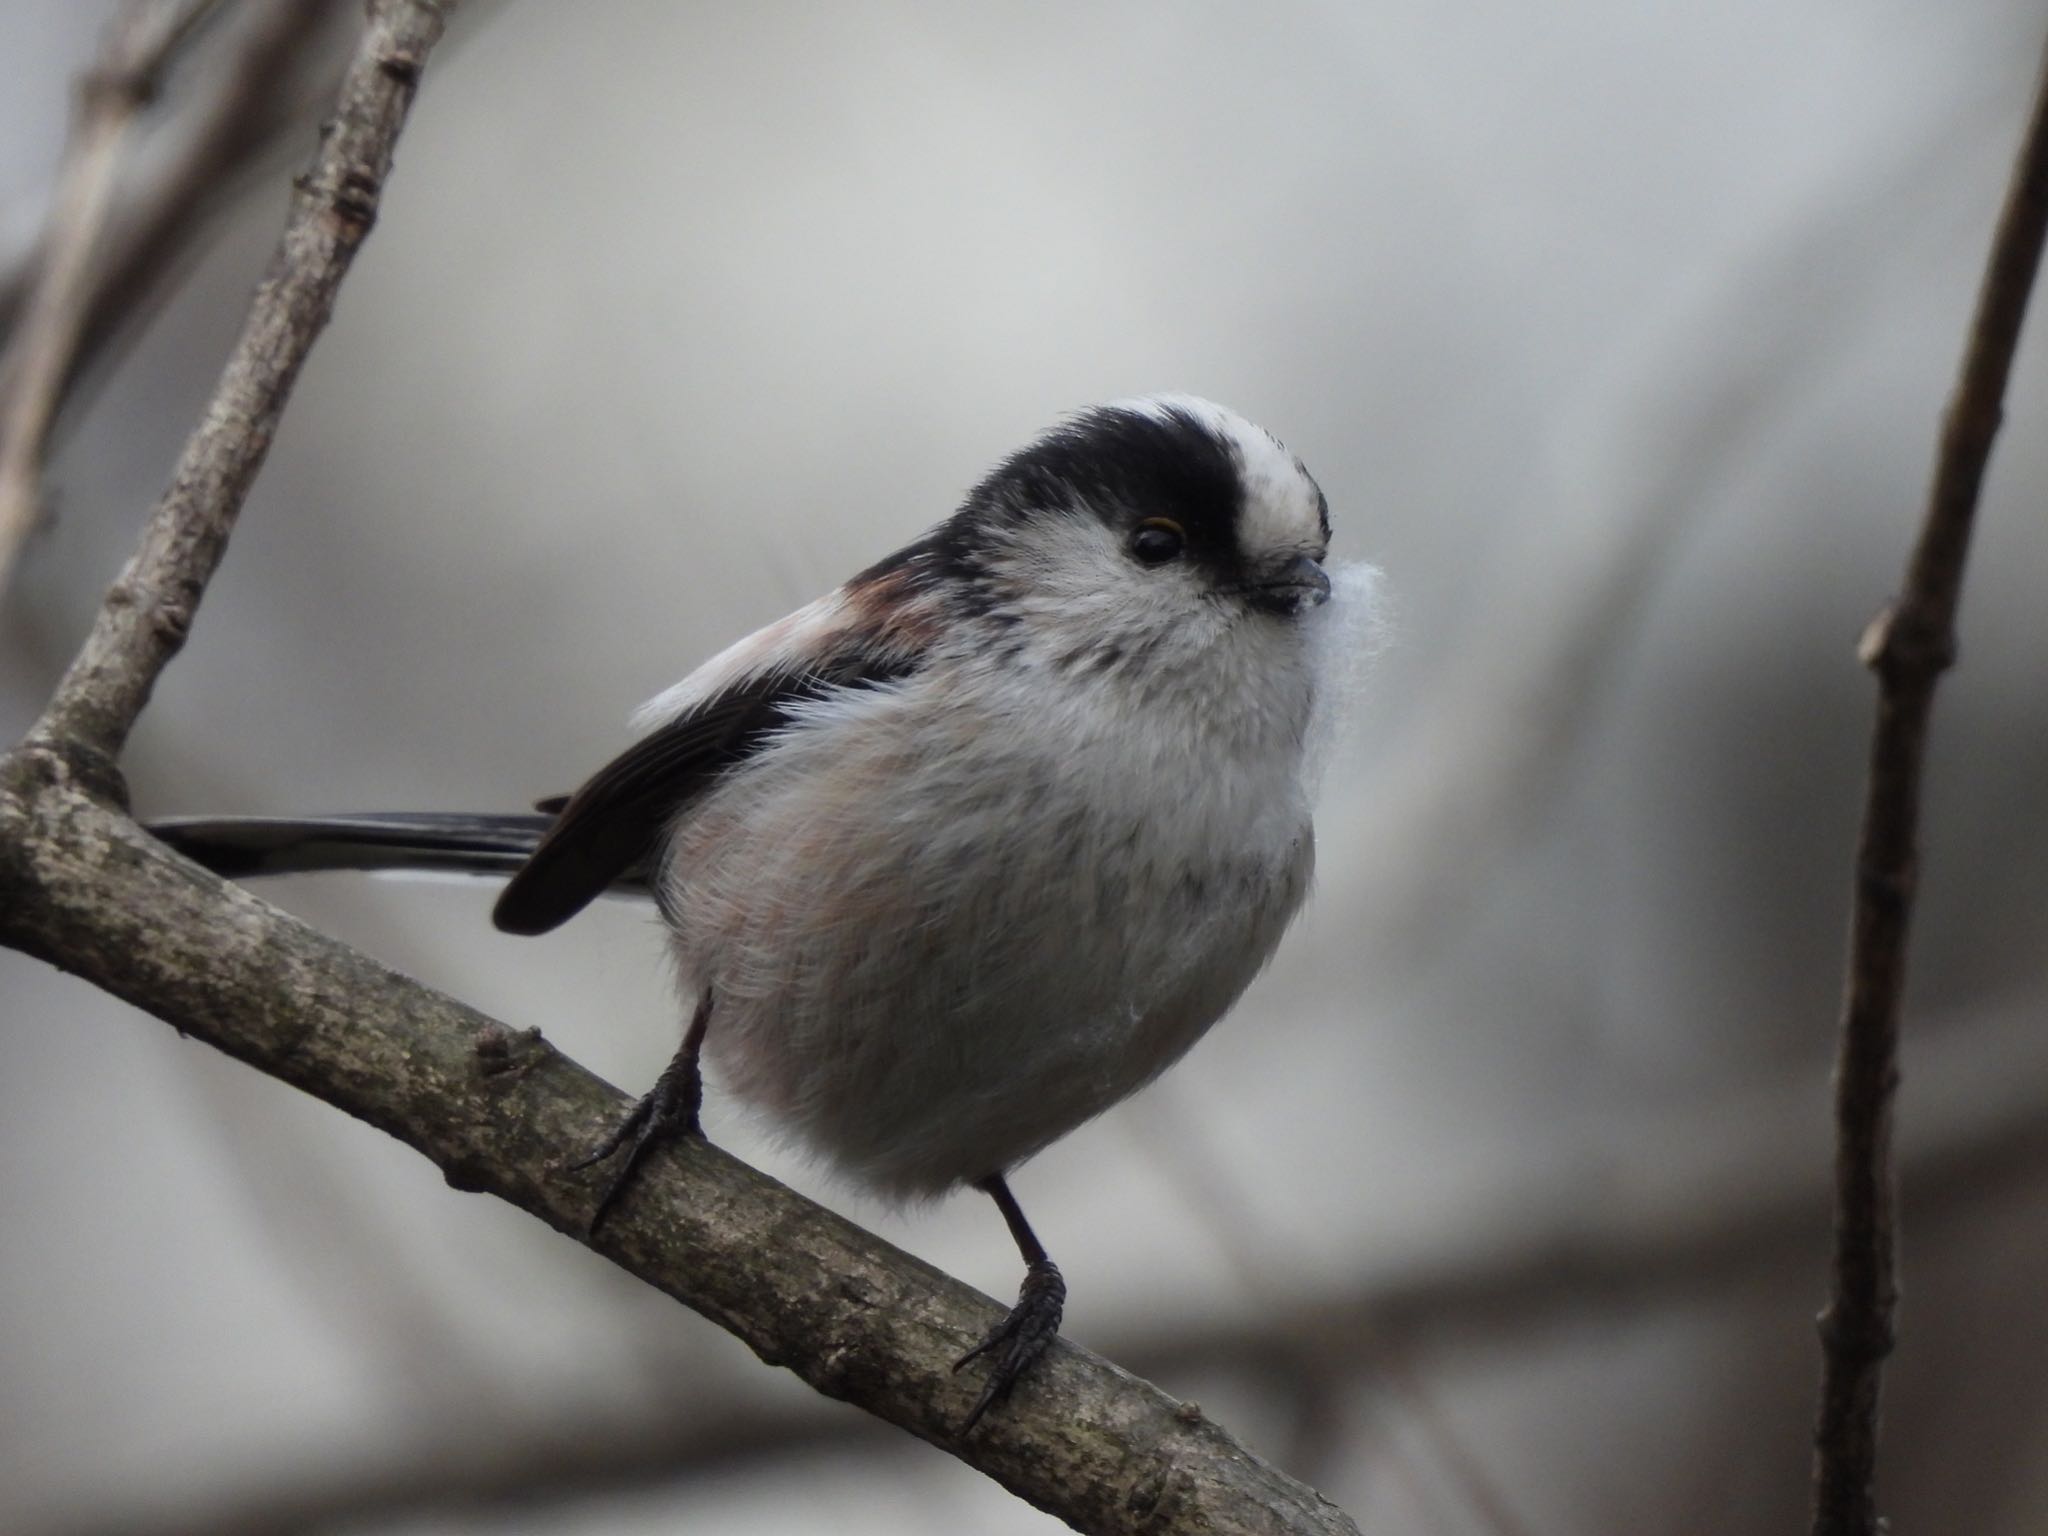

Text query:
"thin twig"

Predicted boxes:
[[0, 0, 228, 599], [1810, 36, 2048, 1536], [28, 0, 450, 763]]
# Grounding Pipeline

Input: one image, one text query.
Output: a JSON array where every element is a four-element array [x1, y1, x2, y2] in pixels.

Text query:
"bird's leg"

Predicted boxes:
[[566, 990, 712, 1234], [953, 1172, 1066, 1433]]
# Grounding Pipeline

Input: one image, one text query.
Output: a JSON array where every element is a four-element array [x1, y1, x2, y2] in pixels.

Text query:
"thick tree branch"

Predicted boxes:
[[29, 0, 448, 762], [1810, 34, 2048, 1536], [0, 0, 227, 598], [0, 773, 1358, 1536]]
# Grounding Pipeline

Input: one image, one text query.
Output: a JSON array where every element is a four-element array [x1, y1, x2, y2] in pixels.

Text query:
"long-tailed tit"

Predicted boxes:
[[154, 396, 1377, 1427]]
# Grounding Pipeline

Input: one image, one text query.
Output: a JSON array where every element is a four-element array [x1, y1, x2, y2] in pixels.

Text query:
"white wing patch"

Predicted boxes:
[[631, 590, 853, 731]]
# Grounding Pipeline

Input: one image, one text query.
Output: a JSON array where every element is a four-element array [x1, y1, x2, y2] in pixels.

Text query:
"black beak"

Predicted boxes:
[[1245, 555, 1332, 616]]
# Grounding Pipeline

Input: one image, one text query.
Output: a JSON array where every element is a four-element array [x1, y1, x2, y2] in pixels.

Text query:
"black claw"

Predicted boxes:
[[954, 1258, 1065, 1433], [568, 1054, 703, 1234]]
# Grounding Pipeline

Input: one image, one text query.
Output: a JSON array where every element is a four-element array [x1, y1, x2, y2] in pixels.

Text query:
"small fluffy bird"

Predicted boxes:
[[155, 396, 1373, 1427]]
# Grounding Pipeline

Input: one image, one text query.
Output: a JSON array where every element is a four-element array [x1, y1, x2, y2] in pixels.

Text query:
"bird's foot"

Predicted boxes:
[[564, 1053, 703, 1234], [953, 1258, 1065, 1433]]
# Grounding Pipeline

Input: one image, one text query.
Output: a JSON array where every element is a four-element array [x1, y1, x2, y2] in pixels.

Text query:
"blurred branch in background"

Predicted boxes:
[[0, 0, 530, 427], [1141, 1001, 2048, 1374], [1326, 97, 1998, 988], [15, 0, 355, 403], [48, 1406, 892, 1536], [0, 0, 234, 596], [1811, 32, 2048, 1536], [25, 0, 442, 758], [1128, 1093, 1539, 1536], [0, 0, 520, 599]]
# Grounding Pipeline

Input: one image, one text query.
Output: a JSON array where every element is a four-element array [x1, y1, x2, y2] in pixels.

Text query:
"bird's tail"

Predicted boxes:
[[147, 812, 605, 886]]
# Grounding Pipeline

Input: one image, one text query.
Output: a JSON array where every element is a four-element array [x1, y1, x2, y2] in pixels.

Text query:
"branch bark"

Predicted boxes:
[[1810, 34, 2048, 1536], [0, 3, 1359, 1532]]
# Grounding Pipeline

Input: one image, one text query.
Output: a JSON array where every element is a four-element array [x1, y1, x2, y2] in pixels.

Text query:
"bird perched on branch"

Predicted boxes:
[[154, 396, 1377, 1428]]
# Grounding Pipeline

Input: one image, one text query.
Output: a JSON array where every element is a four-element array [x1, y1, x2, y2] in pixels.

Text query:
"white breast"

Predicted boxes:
[[656, 610, 1327, 1200]]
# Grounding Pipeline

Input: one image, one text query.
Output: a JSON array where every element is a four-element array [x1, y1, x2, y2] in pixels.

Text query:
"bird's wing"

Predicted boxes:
[[493, 569, 940, 937]]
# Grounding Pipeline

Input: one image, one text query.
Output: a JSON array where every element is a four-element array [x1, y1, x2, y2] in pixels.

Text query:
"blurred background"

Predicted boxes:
[[5, 2, 2048, 1532]]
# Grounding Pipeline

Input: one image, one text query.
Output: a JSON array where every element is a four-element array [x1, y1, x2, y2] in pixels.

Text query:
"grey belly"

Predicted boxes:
[[667, 788, 1313, 1198]]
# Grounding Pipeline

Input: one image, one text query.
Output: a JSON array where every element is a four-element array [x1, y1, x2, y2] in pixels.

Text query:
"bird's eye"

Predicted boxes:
[[1129, 518, 1186, 566]]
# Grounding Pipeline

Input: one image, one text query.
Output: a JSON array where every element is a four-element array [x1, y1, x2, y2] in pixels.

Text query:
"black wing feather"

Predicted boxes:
[[491, 655, 915, 936]]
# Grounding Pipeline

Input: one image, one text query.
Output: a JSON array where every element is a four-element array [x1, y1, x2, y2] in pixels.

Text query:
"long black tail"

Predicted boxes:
[[146, 812, 654, 893]]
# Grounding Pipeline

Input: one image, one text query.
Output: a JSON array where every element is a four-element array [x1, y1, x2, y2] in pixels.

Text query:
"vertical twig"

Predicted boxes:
[[1810, 36, 2048, 1536], [0, 0, 228, 599], [29, 0, 454, 763]]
